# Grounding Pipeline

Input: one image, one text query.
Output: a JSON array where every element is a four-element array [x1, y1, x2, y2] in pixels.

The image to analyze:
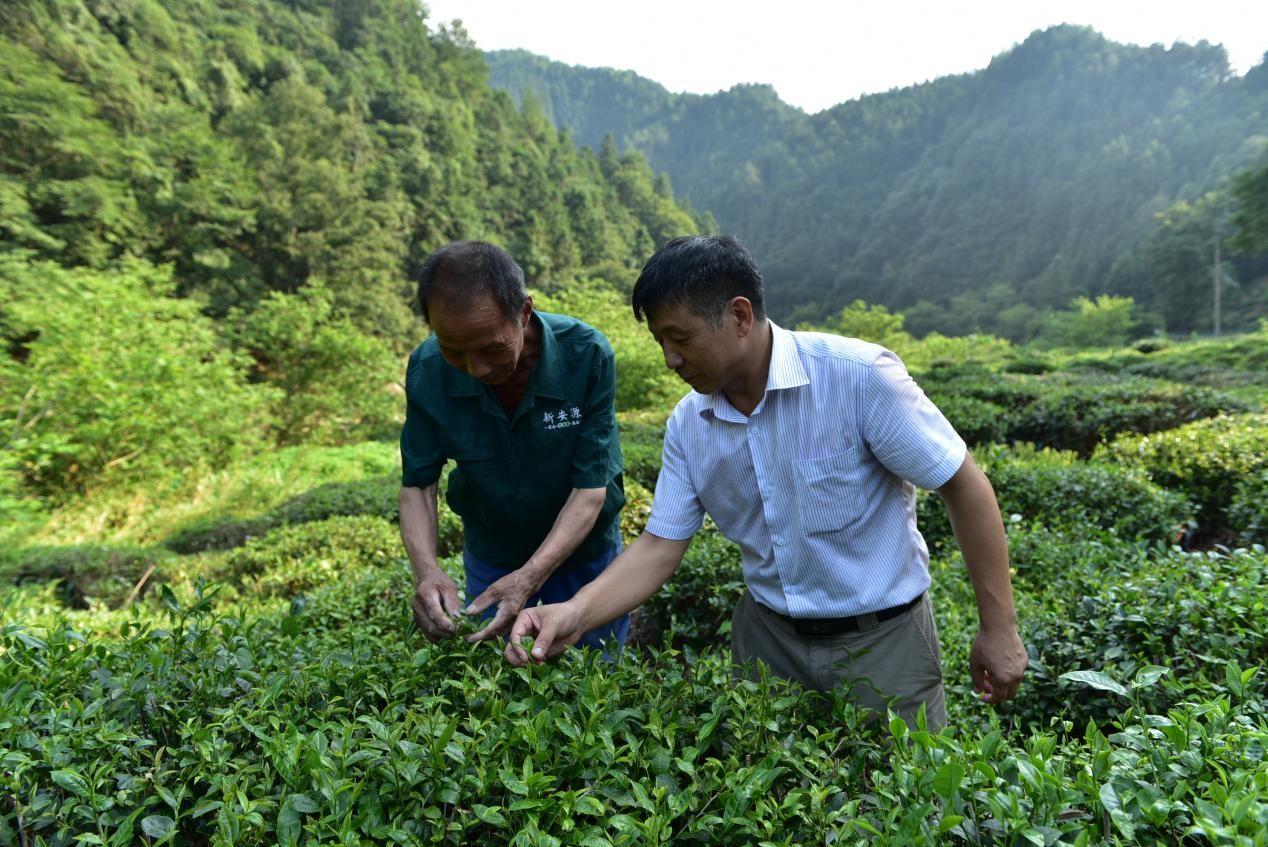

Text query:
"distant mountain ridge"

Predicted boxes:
[[487, 27, 1268, 333]]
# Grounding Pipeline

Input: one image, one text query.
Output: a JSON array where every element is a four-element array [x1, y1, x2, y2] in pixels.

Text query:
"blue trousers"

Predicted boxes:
[[464, 543, 630, 652]]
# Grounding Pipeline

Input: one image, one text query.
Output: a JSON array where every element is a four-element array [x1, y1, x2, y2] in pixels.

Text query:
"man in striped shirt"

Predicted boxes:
[[506, 235, 1027, 728]]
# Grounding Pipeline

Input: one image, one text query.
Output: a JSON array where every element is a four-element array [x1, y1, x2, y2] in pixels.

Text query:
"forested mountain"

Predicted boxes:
[[0, 0, 703, 345], [487, 28, 1268, 335]]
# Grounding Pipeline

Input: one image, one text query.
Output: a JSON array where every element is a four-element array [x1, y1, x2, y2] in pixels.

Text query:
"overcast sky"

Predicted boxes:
[[422, 0, 1268, 113]]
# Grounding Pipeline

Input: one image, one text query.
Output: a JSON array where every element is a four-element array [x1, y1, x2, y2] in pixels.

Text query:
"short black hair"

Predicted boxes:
[[417, 241, 527, 324], [631, 235, 766, 326]]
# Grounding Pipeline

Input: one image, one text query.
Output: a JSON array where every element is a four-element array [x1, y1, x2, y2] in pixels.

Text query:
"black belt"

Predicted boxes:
[[766, 593, 924, 638]]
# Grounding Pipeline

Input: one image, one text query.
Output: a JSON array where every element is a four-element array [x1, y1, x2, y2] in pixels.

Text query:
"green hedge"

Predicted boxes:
[[1096, 413, 1268, 533], [4, 561, 1265, 845], [618, 412, 667, 491], [1008, 532, 1268, 727], [0, 545, 172, 609], [630, 531, 745, 649], [918, 451, 1192, 555], [1229, 470, 1268, 546], [924, 395, 1009, 446], [924, 369, 1248, 454], [1068, 330, 1268, 393], [166, 475, 463, 558], [193, 515, 404, 599]]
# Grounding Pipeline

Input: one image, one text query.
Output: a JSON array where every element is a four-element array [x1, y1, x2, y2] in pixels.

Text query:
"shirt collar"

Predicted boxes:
[[700, 320, 809, 420], [766, 321, 811, 392], [446, 310, 566, 400]]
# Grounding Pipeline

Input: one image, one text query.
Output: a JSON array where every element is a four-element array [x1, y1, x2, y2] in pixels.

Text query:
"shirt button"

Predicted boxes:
[[772, 534, 783, 545]]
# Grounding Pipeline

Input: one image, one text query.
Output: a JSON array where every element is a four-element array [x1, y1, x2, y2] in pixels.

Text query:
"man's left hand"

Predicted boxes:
[[464, 568, 543, 643], [970, 626, 1028, 705]]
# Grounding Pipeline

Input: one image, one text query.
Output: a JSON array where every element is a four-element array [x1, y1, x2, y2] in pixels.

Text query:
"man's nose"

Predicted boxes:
[[661, 343, 684, 369]]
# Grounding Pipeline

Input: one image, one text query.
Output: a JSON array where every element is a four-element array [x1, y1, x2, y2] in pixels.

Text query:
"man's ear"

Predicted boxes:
[[521, 295, 534, 326], [729, 296, 756, 337]]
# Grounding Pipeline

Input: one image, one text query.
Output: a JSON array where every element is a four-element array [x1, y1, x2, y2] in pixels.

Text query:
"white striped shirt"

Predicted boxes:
[[645, 322, 967, 618]]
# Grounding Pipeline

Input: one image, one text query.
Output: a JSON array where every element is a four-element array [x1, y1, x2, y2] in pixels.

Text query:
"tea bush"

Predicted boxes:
[[1068, 327, 1268, 395], [1229, 470, 1268, 545], [923, 370, 1247, 454], [630, 531, 746, 648], [4, 566, 1265, 846], [1008, 533, 1268, 726], [1096, 413, 1268, 533], [918, 451, 1192, 555], [619, 479, 653, 545], [167, 474, 463, 557], [194, 515, 405, 599], [0, 545, 172, 610], [617, 411, 667, 491], [922, 395, 1009, 447]]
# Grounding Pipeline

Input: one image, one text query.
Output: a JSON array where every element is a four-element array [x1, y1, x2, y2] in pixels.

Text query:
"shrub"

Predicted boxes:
[[1000, 356, 1052, 375], [1096, 413, 1268, 532], [630, 531, 745, 649], [927, 394, 1009, 446], [620, 479, 653, 544], [0, 544, 171, 609], [197, 515, 404, 598], [918, 451, 1192, 555], [166, 474, 464, 557], [1229, 469, 1268, 545], [619, 410, 666, 490], [924, 371, 1247, 454], [534, 284, 683, 413], [0, 257, 274, 500], [163, 514, 272, 554], [801, 300, 913, 350], [1035, 294, 1142, 349], [227, 283, 403, 446], [1010, 535, 1268, 726], [0, 447, 44, 548]]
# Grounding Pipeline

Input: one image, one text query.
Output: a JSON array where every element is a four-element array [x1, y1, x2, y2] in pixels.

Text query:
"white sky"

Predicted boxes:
[[422, 0, 1268, 113]]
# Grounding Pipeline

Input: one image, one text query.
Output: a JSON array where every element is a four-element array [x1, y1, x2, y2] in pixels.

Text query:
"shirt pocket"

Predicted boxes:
[[792, 446, 864, 534]]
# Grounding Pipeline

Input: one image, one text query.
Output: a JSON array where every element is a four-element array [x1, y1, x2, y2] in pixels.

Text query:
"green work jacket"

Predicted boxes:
[[400, 311, 624, 570]]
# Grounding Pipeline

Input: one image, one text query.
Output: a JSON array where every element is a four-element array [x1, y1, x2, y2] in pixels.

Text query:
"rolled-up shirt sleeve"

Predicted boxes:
[[863, 351, 966, 490], [644, 408, 705, 540], [400, 354, 446, 489]]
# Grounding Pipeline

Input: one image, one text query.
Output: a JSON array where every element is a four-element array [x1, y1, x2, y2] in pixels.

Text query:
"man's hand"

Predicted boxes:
[[504, 602, 586, 666], [970, 625, 1028, 704], [465, 568, 544, 643], [412, 568, 463, 641]]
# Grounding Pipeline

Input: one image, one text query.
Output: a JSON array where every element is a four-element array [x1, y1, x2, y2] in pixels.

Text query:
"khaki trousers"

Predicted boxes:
[[731, 590, 948, 731]]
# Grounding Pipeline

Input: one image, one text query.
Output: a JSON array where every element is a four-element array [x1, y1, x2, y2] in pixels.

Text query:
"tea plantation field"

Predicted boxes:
[[3, 335, 1268, 845]]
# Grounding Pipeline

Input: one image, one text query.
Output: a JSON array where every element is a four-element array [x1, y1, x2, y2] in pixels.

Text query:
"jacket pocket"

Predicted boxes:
[[444, 429, 494, 461]]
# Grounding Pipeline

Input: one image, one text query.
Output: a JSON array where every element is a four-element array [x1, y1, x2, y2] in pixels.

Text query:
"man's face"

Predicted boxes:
[[646, 301, 739, 395], [429, 293, 531, 386]]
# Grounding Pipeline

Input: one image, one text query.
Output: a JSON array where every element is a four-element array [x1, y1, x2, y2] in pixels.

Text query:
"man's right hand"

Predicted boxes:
[[412, 568, 463, 641], [504, 602, 586, 666]]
